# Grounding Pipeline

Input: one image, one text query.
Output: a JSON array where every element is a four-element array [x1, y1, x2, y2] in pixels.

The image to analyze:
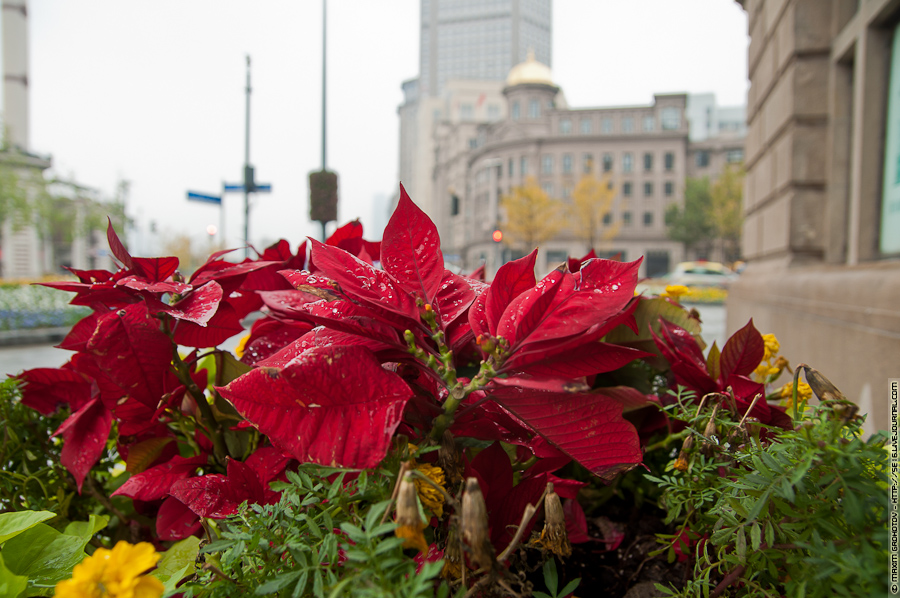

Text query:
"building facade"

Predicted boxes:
[[730, 0, 900, 435], [398, 0, 553, 228], [432, 54, 745, 278]]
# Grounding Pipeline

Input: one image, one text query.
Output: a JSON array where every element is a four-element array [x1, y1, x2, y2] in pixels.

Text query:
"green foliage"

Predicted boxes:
[[532, 559, 580, 598], [181, 464, 450, 598], [0, 283, 90, 331], [647, 389, 889, 598], [665, 177, 715, 256]]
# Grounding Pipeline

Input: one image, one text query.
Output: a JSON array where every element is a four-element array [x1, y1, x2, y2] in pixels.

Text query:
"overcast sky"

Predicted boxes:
[[24, 1, 748, 255]]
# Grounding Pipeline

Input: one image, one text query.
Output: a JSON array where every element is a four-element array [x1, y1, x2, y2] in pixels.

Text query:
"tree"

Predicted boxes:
[[569, 173, 620, 251], [665, 177, 716, 259], [500, 176, 565, 250], [709, 164, 744, 263]]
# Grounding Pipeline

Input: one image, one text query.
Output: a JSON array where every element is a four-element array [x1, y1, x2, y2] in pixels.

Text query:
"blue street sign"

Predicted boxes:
[[223, 183, 272, 193], [187, 191, 222, 205]]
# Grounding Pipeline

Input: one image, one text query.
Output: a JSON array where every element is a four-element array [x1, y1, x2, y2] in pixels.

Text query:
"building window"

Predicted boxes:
[[726, 149, 744, 163], [598, 153, 611, 173], [562, 185, 572, 199], [644, 182, 653, 197], [542, 154, 554, 174], [468, 138, 478, 149], [460, 103, 473, 121], [665, 181, 674, 196], [487, 104, 501, 121], [451, 194, 460, 216], [542, 182, 554, 196], [661, 107, 680, 130], [643, 115, 655, 131], [560, 119, 572, 135], [622, 117, 634, 133], [696, 151, 710, 167], [508, 158, 514, 177], [603, 213, 613, 225], [623, 182, 632, 197], [520, 157, 528, 175], [644, 153, 653, 171], [511, 101, 520, 120], [643, 211, 653, 226], [529, 99, 540, 118], [623, 152, 633, 173], [623, 211, 632, 226], [580, 119, 592, 134], [583, 153, 594, 173], [562, 154, 573, 173], [601, 117, 613, 133], [665, 152, 674, 171]]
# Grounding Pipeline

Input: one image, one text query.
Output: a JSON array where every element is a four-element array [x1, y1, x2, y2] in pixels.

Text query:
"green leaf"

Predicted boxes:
[[3, 523, 88, 591], [255, 570, 302, 595], [291, 570, 309, 598], [542, 558, 559, 596], [558, 577, 581, 597], [62, 514, 109, 545], [339, 523, 366, 544], [750, 522, 761, 552], [0, 554, 26, 598], [152, 536, 200, 592], [0, 511, 55, 544], [216, 351, 252, 385], [746, 488, 772, 521], [735, 527, 746, 564]]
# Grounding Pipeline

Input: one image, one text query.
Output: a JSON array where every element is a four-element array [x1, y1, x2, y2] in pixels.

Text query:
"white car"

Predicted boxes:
[[666, 261, 739, 288]]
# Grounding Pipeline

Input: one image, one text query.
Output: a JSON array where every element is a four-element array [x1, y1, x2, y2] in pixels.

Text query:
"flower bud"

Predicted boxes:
[[395, 471, 428, 553], [538, 491, 571, 557], [461, 477, 494, 570]]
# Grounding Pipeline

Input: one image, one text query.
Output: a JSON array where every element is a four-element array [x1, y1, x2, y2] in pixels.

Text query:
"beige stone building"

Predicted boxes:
[[729, 0, 900, 434], [432, 54, 745, 278]]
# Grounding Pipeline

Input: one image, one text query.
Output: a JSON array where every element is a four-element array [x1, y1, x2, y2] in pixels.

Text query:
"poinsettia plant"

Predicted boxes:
[[12, 183, 795, 592]]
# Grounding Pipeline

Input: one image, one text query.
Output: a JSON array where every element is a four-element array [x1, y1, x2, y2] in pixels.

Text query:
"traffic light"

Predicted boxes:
[[491, 229, 503, 243]]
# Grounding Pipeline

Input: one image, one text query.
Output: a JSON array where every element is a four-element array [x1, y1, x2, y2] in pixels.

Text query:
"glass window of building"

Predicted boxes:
[[665, 181, 674, 196], [542, 154, 554, 174], [726, 149, 744, 163], [562, 185, 572, 199], [542, 182, 554, 196], [643, 115, 655, 131], [623, 152, 633, 173], [529, 99, 540, 118], [665, 152, 674, 171], [696, 151, 710, 167], [520, 156, 528, 175], [562, 154, 573, 174], [622, 117, 634, 133], [602, 153, 613, 172], [601, 117, 613, 133], [623, 182, 632, 197], [580, 119, 592, 134], [511, 101, 520, 120], [508, 158, 514, 177], [644, 153, 653, 171], [623, 211, 632, 226], [560, 119, 572, 135], [460, 103, 474, 121], [451, 194, 460, 216], [643, 211, 653, 226], [661, 107, 681, 130], [583, 153, 594, 173], [644, 182, 653, 197], [603, 212, 612, 225], [487, 104, 501, 122], [468, 138, 478, 149]]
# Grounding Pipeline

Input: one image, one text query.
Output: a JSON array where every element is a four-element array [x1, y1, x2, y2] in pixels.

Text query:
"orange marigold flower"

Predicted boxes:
[[55, 541, 164, 598]]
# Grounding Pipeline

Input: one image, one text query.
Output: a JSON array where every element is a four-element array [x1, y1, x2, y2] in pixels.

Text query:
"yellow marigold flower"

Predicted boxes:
[[662, 285, 690, 301], [55, 541, 164, 598], [762, 333, 780, 361], [234, 333, 251, 359], [780, 381, 813, 403], [414, 462, 447, 518]]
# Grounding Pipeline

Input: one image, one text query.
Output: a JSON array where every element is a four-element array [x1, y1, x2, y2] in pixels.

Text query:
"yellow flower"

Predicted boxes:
[[661, 285, 690, 301], [414, 462, 447, 518], [762, 334, 780, 361], [55, 541, 163, 598], [234, 333, 251, 359], [780, 381, 813, 407]]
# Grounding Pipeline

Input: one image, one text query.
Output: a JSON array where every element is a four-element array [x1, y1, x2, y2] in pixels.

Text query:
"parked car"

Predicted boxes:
[[665, 261, 739, 288]]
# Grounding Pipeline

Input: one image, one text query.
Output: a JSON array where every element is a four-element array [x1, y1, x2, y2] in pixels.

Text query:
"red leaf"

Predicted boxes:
[[112, 454, 209, 502], [309, 239, 420, 320], [156, 496, 202, 541], [54, 398, 112, 493], [17, 367, 95, 415], [381, 184, 443, 302], [490, 388, 642, 482], [567, 249, 597, 274], [131, 256, 180, 282], [57, 311, 102, 352], [144, 281, 223, 326], [651, 318, 716, 394], [719, 319, 765, 381], [492, 375, 589, 394], [116, 276, 191, 295], [217, 346, 413, 469], [168, 459, 264, 519], [172, 301, 244, 348], [432, 270, 476, 328], [563, 498, 592, 544], [327, 220, 364, 247], [483, 249, 537, 335], [496, 267, 568, 346], [106, 218, 133, 269], [86, 304, 172, 407], [508, 342, 651, 378], [467, 264, 486, 281], [593, 386, 659, 413]]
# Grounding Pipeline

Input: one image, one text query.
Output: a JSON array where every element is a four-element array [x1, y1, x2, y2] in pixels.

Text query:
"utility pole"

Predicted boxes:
[[243, 55, 252, 257], [308, 0, 338, 240]]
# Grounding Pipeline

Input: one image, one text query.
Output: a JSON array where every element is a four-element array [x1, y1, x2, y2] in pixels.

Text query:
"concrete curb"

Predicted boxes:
[[0, 327, 69, 347]]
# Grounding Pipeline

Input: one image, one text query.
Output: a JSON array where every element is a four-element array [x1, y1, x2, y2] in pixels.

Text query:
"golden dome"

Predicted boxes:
[[506, 49, 554, 87]]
